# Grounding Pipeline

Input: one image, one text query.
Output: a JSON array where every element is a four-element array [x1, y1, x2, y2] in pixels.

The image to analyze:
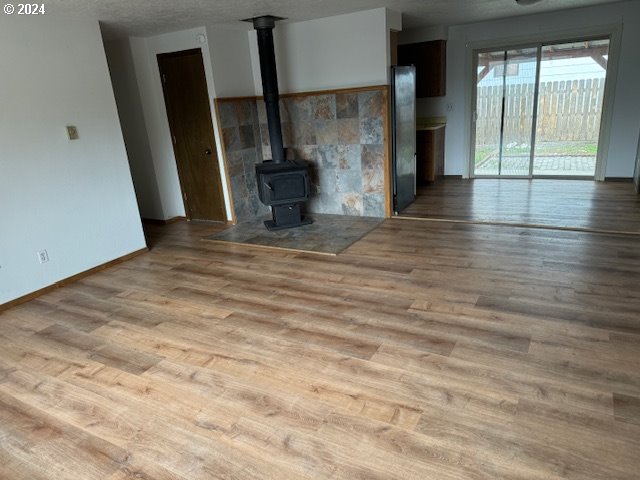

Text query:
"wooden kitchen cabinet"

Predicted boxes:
[[416, 126, 445, 185], [398, 40, 446, 98]]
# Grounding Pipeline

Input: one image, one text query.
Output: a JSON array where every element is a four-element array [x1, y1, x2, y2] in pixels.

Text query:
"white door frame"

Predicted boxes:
[[464, 23, 623, 181]]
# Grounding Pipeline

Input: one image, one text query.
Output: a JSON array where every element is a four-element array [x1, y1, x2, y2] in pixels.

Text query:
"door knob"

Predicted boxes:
[[204, 148, 212, 155]]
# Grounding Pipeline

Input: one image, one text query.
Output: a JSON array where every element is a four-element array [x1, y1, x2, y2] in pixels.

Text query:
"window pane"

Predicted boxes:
[[474, 48, 537, 176], [501, 47, 538, 176], [474, 51, 504, 176], [533, 39, 609, 176]]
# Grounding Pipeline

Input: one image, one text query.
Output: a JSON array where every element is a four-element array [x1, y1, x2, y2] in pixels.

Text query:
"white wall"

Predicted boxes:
[[0, 15, 146, 305], [386, 8, 403, 84], [404, 1, 640, 178], [124, 28, 234, 221], [249, 8, 394, 94], [206, 25, 255, 97], [104, 38, 163, 219]]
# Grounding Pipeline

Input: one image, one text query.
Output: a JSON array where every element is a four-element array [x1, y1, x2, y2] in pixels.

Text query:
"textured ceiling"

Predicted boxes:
[[46, 0, 626, 38]]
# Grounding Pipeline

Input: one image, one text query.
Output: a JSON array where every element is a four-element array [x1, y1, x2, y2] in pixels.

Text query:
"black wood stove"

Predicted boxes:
[[249, 15, 312, 231]]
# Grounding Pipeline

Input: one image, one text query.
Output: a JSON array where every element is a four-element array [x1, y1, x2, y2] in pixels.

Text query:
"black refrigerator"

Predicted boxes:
[[391, 65, 417, 214]]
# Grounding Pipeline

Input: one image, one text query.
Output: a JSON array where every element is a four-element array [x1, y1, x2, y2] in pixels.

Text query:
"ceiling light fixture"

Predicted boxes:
[[515, 0, 544, 5]]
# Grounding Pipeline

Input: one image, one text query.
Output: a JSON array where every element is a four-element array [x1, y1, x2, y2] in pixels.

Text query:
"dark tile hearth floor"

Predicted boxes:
[[206, 213, 382, 255]]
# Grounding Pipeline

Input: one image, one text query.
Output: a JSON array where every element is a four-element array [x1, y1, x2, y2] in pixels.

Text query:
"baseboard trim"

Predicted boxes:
[[142, 216, 186, 225], [604, 177, 633, 182], [443, 175, 463, 179], [0, 247, 148, 313]]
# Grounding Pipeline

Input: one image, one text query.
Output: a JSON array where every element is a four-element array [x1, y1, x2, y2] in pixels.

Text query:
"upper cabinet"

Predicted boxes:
[[398, 40, 446, 98]]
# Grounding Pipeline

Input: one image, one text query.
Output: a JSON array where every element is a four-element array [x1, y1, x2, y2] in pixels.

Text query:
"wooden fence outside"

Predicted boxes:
[[475, 78, 605, 146]]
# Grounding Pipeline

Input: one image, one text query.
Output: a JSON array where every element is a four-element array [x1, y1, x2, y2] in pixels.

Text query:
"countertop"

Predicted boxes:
[[416, 116, 447, 131]]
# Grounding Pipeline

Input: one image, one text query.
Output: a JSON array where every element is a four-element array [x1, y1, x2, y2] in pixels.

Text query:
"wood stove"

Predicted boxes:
[[255, 161, 311, 230], [248, 15, 312, 231]]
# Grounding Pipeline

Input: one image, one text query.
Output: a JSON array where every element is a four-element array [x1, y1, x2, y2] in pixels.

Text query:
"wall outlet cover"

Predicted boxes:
[[37, 250, 49, 264], [66, 125, 79, 140]]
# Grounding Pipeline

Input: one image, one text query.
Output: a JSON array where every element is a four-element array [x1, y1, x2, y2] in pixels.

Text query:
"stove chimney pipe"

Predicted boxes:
[[251, 15, 285, 164]]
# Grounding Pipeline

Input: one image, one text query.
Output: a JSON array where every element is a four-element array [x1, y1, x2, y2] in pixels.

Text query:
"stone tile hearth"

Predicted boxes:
[[206, 213, 382, 255]]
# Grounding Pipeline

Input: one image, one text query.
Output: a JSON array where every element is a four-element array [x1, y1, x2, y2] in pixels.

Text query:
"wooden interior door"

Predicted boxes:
[[158, 49, 226, 222]]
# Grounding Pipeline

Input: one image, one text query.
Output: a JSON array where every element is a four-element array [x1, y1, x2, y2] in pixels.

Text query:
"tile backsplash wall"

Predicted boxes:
[[217, 86, 387, 222], [216, 99, 270, 222]]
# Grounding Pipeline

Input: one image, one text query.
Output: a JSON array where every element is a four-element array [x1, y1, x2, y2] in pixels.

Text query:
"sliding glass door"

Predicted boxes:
[[472, 38, 609, 178]]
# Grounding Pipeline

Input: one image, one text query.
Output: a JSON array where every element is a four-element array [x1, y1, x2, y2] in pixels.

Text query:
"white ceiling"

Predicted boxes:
[[47, 0, 626, 38]]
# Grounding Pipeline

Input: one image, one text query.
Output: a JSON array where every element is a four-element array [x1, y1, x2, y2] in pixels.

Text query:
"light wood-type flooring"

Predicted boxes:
[[401, 178, 640, 234], [1, 219, 639, 479]]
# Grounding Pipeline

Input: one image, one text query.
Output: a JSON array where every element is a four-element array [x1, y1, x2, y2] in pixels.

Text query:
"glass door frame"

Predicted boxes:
[[470, 43, 542, 179], [467, 29, 620, 181]]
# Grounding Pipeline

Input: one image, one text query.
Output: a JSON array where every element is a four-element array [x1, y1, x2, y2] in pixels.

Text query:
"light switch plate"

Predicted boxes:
[[66, 125, 79, 140]]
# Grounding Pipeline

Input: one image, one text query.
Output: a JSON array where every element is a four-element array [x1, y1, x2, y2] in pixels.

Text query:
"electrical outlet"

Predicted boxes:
[[446, 103, 454, 112], [66, 125, 79, 140], [37, 250, 49, 264]]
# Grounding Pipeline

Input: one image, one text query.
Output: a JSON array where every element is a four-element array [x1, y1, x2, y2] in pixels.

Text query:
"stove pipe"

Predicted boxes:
[[252, 16, 285, 164]]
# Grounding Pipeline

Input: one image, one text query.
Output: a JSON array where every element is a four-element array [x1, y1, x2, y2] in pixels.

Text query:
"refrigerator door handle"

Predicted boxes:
[[414, 152, 417, 195]]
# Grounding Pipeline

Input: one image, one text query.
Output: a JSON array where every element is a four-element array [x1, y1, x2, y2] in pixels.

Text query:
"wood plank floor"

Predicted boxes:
[[401, 178, 640, 233], [1, 219, 640, 479]]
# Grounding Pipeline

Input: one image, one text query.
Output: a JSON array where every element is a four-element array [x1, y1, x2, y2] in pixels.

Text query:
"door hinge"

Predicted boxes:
[[162, 73, 167, 84], [172, 135, 177, 145]]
